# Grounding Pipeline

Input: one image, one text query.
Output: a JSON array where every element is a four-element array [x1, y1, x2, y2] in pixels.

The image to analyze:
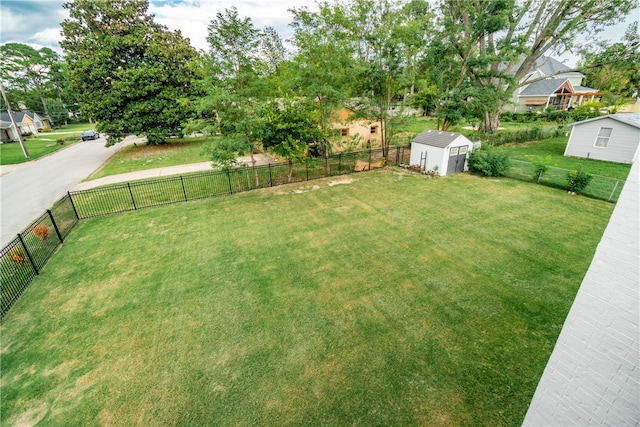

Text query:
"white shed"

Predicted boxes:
[[410, 129, 474, 176], [564, 113, 640, 164]]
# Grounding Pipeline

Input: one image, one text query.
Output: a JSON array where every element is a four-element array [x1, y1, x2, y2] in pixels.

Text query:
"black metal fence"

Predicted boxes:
[[69, 146, 410, 219], [0, 146, 410, 317], [1, 195, 77, 317]]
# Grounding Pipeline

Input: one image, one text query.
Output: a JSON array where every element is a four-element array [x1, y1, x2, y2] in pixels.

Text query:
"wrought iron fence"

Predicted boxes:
[[506, 159, 626, 202], [0, 146, 410, 317], [0, 195, 78, 317], [69, 146, 410, 219]]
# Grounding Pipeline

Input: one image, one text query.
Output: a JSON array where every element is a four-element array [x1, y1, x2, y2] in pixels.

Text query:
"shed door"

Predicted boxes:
[[447, 146, 467, 174]]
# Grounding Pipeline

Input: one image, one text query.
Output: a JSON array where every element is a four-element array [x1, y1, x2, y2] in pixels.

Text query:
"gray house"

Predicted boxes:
[[564, 113, 640, 164], [409, 129, 474, 176]]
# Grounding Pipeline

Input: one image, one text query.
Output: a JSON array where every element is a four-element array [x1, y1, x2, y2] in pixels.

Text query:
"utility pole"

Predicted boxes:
[[0, 83, 29, 158]]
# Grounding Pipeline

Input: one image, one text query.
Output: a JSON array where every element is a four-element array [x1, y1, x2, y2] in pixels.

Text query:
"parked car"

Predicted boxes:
[[81, 130, 100, 141]]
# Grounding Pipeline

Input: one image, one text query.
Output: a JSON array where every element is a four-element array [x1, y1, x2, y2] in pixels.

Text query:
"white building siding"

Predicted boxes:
[[409, 143, 444, 172], [564, 118, 640, 164], [522, 160, 640, 426]]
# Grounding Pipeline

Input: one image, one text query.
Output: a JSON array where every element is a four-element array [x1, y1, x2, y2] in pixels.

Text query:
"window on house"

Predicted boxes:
[[370, 126, 377, 134], [341, 128, 349, 137], [594, 127, 612, 148]]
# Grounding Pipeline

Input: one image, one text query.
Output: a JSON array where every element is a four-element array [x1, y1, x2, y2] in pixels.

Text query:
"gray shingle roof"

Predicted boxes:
[[520, 79, 566, 96], [568, 113, 640, 129], [412, 129, 463, 148], [0, 112, 27, 123], [504, 55, 584, 78]]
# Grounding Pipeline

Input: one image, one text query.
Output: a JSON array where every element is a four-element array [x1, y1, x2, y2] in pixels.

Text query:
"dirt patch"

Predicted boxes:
[[327, 177, 355, 186], [11, 402, 49, 427]]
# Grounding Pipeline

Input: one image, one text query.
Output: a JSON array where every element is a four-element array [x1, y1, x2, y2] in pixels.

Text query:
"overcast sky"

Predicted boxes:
[[0, 0, 317, 53], [0, 0, 637, 66]]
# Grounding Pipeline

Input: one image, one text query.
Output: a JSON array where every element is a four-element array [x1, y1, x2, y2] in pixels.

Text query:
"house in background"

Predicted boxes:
[[24, 112, 52, 130], [331, 106, 382, 152], [564, 113, 640, 164], [409, 129, 474, 176], [0, 112, 40, 136], [0, 118, 21, 142], [508, 56, 603, 113]]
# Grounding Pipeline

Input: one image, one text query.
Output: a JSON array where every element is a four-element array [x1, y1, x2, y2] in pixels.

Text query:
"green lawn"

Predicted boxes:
[[86, 136, 213, 179], [501, 136, 632, 180], [1, 170, 613, 426], [1, 122, 95, 165]]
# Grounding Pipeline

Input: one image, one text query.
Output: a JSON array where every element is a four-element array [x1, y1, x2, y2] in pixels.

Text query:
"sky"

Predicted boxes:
[[0, 0, 638, 66]]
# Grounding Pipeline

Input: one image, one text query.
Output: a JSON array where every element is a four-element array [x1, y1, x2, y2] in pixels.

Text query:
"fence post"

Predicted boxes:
[[227, 169, 233, 194], [47, 209, 64, 243], [608, 180, 620, 202], [268, 163, 273, 187], [180, 176, 188, 201], [127, 183, 137, 210], [306, 158, 309, 181], [537, 169, 544, 183], [67, 192, 80, 219], [339, 153, 342, 175], [368, 149, 372, 170], [17, 233, 38, 275]]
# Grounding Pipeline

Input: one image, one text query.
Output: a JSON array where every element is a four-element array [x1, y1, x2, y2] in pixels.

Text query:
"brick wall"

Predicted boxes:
[[522, 160, 639, 425]]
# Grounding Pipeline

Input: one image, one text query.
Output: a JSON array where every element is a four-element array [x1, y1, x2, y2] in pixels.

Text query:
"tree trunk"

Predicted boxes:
[[480, 109, 502, 133], [287, 159, 293, 182], [249, 151, 259, 187]]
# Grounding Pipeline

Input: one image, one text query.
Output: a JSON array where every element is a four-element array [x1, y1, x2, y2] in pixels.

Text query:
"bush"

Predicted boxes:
[[467, 148, 511, 177], [9, 248, 26, 266], [567, 170, 593, 193], [532, 155, 553, 182], [34, 224, 50, 240]]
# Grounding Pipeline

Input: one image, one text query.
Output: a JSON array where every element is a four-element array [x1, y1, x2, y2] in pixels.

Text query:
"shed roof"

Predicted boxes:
[[412, 129, 468, 148], [568, 113, 640, 130]]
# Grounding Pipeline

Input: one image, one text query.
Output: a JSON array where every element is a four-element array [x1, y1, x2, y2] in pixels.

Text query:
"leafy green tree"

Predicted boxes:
[[199, 7, 287, 184], [60, 0, 202, 145], [579, 22, 640, 100], [0, 43, 63, 118], [433, 0, 636, 132], [262, 98, 325, 182]]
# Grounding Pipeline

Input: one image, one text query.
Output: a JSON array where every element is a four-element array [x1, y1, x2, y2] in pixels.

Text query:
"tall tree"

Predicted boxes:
[[60, 0, 202, 144], [200, 7, 290, 184], [434, 0, 636, 132], [0, 43, 62, 118], [262, 98, 325, 182], [579, 21, 640, 100], [290, 0, 432, 159]]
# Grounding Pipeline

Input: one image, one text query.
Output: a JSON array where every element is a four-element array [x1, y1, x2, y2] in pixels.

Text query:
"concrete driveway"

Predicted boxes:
[[0, 135, 138, 246]]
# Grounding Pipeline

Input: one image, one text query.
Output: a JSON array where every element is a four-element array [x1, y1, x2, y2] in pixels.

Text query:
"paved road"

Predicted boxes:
[[0, 136, 137, 246]]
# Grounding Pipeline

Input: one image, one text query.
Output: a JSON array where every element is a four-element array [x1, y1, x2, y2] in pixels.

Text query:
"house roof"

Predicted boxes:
[[0, 120, 15, 130], [520, 79, 569, 96], [568, 113, 640, 130], [0, 112, 28, 123], [504, 55, 584, 79], [412, 129, 468, 148]]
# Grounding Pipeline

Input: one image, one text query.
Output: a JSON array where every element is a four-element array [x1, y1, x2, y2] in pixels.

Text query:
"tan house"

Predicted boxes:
[[508, 56, 603, 113], [331, 106, 382, 152]]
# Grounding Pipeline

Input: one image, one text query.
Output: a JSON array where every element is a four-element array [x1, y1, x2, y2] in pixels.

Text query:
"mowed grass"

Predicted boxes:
[[0, 122, 96, 165], [1, 170, 613, 426], [86, 136, 212, 179], [501, 136, 632, 180]]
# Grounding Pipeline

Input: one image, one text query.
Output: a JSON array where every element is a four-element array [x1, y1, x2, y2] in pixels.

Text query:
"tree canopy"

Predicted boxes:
[[60, 0, 202, 144]]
